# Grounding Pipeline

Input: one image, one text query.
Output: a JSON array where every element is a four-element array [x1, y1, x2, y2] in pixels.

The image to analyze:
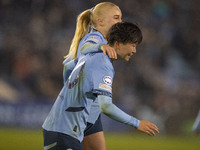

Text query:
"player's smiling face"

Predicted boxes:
[[116, 43, 137, 61]]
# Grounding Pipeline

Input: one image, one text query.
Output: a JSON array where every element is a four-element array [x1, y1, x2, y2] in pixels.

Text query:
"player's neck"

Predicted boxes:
[[95, 27, 106, 39]]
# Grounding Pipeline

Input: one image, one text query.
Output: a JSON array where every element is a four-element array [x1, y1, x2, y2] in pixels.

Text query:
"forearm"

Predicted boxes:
[[80, 43, 102, 54], [98, 95, 140, 128]]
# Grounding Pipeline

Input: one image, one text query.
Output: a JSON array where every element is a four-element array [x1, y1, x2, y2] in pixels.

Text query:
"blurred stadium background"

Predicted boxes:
[[0, 0, 200, 149]]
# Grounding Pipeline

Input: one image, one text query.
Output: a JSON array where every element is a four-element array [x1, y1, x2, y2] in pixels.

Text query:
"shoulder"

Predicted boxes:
[[88, 52, 109, 61], [82, 31, 106, 44], [87, 52, 113, 70]]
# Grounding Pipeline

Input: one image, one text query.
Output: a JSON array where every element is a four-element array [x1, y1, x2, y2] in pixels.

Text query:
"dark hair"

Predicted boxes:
[[106, 22, 143, 46]]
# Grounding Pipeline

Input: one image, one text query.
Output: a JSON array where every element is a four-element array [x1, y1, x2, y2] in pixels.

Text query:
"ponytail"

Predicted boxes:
[[65, 2, 118, 59], [65, 9, 91, 59]]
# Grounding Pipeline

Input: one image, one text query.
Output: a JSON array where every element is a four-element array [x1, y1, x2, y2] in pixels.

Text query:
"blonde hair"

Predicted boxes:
[[65, 2, 118, 59]]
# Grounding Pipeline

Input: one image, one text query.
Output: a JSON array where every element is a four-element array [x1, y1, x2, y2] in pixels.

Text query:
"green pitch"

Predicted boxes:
[[0, 128, 199, 150]]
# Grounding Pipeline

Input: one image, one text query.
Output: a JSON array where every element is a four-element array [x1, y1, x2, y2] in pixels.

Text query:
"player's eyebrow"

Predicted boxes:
[[114, 15, 122, 20], [114, 15, 120, 18]]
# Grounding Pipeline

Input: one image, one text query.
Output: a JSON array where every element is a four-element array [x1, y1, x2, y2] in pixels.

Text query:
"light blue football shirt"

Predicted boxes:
[[78, 29, 107, 124], [42, 52, 114, 142], [63, 28, 107, 124]]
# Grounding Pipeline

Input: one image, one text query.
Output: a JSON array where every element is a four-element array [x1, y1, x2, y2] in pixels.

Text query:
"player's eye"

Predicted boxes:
[[114, 15, 119, 19]]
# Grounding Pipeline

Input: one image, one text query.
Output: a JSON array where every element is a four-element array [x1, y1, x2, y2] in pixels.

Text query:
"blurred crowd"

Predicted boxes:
[[0, 0, 200, 133]]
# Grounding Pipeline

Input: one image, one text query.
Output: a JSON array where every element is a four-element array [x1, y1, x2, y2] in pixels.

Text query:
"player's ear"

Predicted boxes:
[[97, 17, 104, 26], [114, 41, 120, 49], [114, 41, 120, 51]]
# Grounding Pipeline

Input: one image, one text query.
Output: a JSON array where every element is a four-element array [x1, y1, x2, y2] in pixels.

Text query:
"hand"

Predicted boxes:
[[100, 44, 117, 59], [137, 120, 159, 136]]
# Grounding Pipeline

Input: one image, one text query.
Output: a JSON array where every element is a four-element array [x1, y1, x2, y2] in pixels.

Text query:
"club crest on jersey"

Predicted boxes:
[[103, 76, 112, 85]]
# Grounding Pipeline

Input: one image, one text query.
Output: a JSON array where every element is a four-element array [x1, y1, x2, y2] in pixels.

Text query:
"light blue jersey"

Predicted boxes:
[[77, 28, 107, 58], [42, 52, 114, 142], [78, 29, 107, 124], [63, 28, 107, 124]]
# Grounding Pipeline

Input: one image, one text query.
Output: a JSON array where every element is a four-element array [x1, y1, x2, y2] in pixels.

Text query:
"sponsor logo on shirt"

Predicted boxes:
[[99, 83, 112, 92], [103, 76, 112, 85]]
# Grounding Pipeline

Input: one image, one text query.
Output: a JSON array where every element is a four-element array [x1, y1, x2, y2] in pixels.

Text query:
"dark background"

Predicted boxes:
[[0, 0, 200, 134]]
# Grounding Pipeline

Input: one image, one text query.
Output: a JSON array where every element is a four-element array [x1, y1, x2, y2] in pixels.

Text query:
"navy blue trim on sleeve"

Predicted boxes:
[[66, 107, 85, 112], [92, 89, 112, 98]]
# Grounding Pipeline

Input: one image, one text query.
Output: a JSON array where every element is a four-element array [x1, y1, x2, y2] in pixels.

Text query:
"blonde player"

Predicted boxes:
[[63, 2, 122, 150]]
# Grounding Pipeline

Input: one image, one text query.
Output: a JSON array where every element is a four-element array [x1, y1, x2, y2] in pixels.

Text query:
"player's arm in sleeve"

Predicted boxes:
[[193, 109, 200, 136], [80, 35, 117, 59], [92, 59, 159, 136], [98, 95, 159, 136], [98, 95, 139, 128]]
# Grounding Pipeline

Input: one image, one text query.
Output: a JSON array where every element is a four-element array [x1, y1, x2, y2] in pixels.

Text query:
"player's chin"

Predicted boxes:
[[124, 56, 131, 61]]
